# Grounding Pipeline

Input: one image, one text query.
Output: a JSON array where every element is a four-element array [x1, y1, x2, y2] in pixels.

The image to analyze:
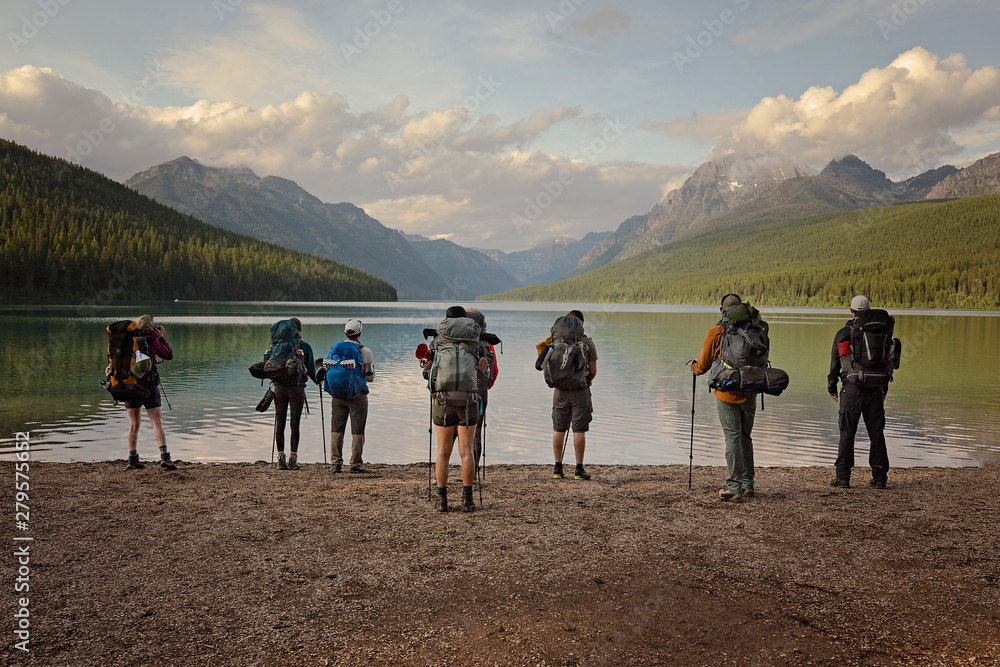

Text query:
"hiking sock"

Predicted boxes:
[[462, 485, 473, 496], [553, 461, 563, 479], [437, 486, 448, 496]]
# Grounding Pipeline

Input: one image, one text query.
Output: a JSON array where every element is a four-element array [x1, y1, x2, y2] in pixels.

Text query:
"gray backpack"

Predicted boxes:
[[428, 317, 481, 406], [708, 303, 789, 395], [543, 315, 590, 390]]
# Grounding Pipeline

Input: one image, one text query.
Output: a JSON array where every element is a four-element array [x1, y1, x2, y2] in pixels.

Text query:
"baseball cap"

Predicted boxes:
[[850, 295, 870, 311], [721, 293, 742, 310], [344, 319, 363, 336]]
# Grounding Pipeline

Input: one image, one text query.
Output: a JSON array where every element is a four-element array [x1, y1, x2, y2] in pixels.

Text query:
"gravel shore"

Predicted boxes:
[[2, 461, 998, 666]]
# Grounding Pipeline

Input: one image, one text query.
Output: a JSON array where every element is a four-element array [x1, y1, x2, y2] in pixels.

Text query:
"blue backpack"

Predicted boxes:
[[323, 341, 368, 400]]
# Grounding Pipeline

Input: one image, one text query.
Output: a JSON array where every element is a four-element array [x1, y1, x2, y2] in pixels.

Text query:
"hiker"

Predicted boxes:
[[124, 315, 177, 470], [321, 319, 375, 473], [266, 318, 317, 470], [688, 294, 756, 502], [538, 310, 598, 481], [465, 308, 498, 471], [424, 306, 489, 512], [828, 295, 897, 489]]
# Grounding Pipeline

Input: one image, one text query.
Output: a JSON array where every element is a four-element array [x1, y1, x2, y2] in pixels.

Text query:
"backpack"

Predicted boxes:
[[839, 309, 900, 387], [104, 320, 154, 403], [323, 341, 368, 400], [543, 316, 590, 390], [708, 303, 789, 396], [427, 317, 481, 407], [261, 320, 305, 386]]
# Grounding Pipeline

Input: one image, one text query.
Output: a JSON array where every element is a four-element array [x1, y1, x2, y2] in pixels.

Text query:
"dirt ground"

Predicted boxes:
[[2, 461, 999, 666]]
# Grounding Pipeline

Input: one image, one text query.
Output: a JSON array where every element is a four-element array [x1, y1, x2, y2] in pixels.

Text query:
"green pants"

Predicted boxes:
[[717, 398, 756, 495]]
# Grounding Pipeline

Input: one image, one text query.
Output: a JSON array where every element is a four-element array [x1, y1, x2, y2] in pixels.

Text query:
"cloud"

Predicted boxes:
[[0, 65, 687, 252], [157, 4, 335, 105], [570, 5, 634, 42], [651, 48, 1000, 177]]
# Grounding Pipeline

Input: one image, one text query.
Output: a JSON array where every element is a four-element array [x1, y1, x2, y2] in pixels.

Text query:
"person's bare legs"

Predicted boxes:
[[435, 424, 457, 488], [573, 431, 586, 465], [552, 432, 567, 462], [456, 424, 475, 487], [146, 406, 166, 449], [127, 407, 142, 453]]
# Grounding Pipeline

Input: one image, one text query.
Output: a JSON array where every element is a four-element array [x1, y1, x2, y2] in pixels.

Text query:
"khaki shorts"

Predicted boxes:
[[552, 387, 593, 433], [432, 396, 480, 427]]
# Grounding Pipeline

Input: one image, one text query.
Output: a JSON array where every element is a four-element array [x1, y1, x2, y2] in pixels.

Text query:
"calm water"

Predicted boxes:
[[1, 301, 998, 467]]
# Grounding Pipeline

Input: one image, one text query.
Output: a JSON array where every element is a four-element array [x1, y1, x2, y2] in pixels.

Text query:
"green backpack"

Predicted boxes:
[[427, 317, 481, 407]]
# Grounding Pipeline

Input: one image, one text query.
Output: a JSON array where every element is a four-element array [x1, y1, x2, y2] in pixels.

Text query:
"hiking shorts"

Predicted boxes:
[[432, 400, 480, 428], [124, 387, 161, 411], [552, 387, 593, 433]]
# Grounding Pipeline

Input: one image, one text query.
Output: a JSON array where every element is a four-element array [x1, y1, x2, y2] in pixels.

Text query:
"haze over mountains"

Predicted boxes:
[[123, 149, 1000, 302]]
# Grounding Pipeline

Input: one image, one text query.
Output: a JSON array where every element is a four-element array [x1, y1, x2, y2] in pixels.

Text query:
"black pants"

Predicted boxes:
[[473, 391, 488, 465], [273, 384, 305, 454], [835, 383, 889, 481]]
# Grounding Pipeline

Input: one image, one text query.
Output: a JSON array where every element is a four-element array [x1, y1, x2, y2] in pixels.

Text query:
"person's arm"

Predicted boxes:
[[149, 328, 173, 361], [828, 328, 845, 400], [588, 360, 597, 380], [302, 342, 317, 384], [362, 347, 375, 382], [688, 326, 720, 376]]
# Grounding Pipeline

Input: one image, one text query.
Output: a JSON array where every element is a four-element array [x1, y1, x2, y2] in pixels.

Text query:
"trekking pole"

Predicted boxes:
[[158, 377, 173, 411], [271, 407, 277, 466], [318, 385, 327, 467], [561, 429, 570, 463], [689, 371, 696, 491], [303, 390, 310, 416], [427, 394, 433, 502], [482, 404, 487, 479]]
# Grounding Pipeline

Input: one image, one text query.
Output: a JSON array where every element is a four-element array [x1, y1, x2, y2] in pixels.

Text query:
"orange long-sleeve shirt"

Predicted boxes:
[[690, 323, 748, 404]]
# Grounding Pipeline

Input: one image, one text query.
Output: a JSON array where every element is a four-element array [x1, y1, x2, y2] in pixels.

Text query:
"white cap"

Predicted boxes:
[[850, 295, 870, 311], [344, 319, 363, 336]]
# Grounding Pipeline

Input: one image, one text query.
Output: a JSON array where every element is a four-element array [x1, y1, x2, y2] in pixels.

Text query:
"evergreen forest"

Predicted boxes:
[[0, 140, 397, 302], [484, 196, 1000, 308]]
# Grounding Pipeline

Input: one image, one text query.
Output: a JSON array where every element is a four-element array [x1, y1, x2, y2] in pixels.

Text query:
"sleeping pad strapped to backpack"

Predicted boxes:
[[427, 317, 481, 407], [323, 341, 368, 400], [708, 303, 789, 396], [838, 308, 901, 387], [104, 320, 154, 403], [543, 315, 590, 390]]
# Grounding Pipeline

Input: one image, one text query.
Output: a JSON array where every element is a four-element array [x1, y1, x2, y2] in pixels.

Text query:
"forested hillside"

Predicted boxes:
[[0, 140, 396, 302], [483, 195, 1000, 308]]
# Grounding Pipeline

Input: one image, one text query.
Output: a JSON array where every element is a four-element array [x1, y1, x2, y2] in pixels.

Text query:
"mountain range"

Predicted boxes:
[[126, 158, 461, 300]]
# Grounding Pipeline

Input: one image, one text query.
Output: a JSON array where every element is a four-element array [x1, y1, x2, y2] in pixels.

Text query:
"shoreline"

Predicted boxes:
[[2, 462, 998, 665]]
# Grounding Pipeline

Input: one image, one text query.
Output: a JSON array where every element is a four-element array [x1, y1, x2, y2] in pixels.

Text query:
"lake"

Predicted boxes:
[[1, 301, 998, 468]]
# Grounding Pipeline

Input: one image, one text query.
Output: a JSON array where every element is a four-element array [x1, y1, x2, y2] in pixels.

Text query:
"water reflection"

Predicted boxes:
[[1, 302, 998, 467]]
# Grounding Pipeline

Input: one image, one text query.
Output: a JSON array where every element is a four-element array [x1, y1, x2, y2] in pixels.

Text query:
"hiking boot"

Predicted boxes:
[[159, 452, 177, 470], [350, 465, 368, 473], [742, 488, 755, 498], [869, 476, 887, 490], [574, 466, 591, 481], [333, 463, 342, 473], [434, 491, 448, 513], [461, 493, 475, 513], [830, 477, 851, 488], [719, 488, 744, 502], [553, 462, 564, 479], [276, 454, 287, 470], [126, 455, 145, 470], [287, 454, 301, 470]]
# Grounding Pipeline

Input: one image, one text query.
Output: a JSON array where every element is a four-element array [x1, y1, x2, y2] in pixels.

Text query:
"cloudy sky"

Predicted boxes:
[[2, 0, 1000, 251]]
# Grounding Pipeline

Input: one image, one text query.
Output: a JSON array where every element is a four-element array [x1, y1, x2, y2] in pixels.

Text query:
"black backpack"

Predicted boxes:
[[543, 316, 590, 390], [840, 309, 901, 387], [103, 320, 154, 403], [708, 303, 789, 395]]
